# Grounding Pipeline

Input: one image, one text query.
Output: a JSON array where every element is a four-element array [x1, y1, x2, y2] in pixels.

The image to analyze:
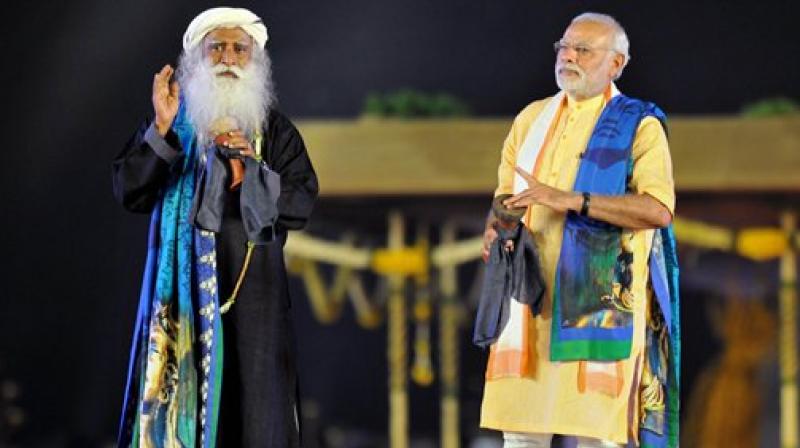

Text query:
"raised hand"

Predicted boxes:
[[503, 166, 579, 213], [152, 65, 180, 136]]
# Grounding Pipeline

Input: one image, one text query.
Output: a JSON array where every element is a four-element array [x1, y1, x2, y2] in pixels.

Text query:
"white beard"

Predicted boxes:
[[555, 60, 613, 100], [178, 46, 275, 148], [555, 62, 589, 97]]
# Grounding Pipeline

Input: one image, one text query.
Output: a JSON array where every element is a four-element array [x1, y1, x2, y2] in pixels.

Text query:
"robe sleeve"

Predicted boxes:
[[262, 112, 319, 233], [111, 120, 184, 213]]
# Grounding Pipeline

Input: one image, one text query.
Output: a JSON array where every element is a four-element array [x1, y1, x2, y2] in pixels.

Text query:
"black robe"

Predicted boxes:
[[112, 110, 318, 447]]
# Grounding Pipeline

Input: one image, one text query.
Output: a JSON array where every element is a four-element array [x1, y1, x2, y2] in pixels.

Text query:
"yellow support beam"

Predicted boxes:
[[296, 116, 800, 196], [673, 217, 794, 261], [780, 212, 798, 448], [672, 217, 734, 251], [738, 227, 789, 261], [373, 245, 429, 276], [285, 232, 371, 268]]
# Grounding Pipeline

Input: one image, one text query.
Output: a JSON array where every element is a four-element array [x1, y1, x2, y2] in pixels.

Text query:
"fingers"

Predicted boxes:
[[153, 65, 172, 84], [221, 136, 250, 149], [153, 65, 175, 92], [219, 131, 248, 146], [504, 191, 527, 206], [238, 148, 256, 158], [482, 226, 498, 256], [514, 166, 538, 185], [158, 64, 174, 80], [216, 131, 244, 141], [504, 191, 536, 208], [216, 132, 256, 158]]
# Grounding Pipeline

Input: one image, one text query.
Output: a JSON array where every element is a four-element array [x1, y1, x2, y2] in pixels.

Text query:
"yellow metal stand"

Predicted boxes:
[[439, 221, 460, 448], [283, 212, 800, 445], [387, 211, 409, 448], [780, 212, 798, 448], [411, 226, 435, 387]]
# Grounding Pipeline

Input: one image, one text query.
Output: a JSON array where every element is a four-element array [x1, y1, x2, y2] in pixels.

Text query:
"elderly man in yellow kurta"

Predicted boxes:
[[480, 12, 680, 448]]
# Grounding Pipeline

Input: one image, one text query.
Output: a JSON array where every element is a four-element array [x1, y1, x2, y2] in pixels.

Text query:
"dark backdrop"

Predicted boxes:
[[1, 0, 798, 445]]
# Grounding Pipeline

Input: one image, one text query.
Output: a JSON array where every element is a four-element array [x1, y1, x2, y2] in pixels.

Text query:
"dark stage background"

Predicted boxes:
[[1, 0, 798, 446]]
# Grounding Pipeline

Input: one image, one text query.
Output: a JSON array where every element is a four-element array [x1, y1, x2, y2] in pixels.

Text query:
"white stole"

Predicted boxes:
[[489, 85, 621, 371]]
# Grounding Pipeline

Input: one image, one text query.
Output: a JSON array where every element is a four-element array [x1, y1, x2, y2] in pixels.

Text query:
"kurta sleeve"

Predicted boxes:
[[262, 112, 319, 232], [629, 116, 675, 215], [112, 120, 184, 213], [494, 117, 522, 198]]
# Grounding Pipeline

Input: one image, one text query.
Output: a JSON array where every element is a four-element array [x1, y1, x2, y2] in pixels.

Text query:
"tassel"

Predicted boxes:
[[220, 242, 256, 314]]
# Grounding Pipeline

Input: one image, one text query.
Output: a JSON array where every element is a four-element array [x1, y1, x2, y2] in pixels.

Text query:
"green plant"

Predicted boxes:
[[741, 97, 799, 117], [362, 90, 470, 118]]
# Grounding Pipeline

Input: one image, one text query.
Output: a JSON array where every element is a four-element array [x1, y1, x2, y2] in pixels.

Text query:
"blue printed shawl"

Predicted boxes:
[[117, 104, 225, 448], [550, 96, 680, 447]]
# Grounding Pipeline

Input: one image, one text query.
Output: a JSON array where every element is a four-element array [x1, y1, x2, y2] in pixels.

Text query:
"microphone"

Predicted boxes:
[[210, 117, 245, 191]]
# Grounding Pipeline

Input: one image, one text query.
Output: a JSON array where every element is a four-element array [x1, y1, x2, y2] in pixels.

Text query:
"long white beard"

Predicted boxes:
[[178, 47, 275, 148]]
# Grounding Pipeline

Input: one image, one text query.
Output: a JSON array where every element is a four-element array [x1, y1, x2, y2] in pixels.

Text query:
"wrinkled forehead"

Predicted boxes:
[[562, 21, 614, 45], [203, 27, 254, 45]]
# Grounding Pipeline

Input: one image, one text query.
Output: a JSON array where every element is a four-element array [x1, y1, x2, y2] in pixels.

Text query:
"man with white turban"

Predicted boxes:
[[113, 7, 318, 447]]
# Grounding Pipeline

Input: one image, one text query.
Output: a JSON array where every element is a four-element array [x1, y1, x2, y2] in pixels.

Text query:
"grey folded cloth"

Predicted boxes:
[[190, 146, 281, 245], [240, 156, 281, 244], [473, 224, 545, 348]]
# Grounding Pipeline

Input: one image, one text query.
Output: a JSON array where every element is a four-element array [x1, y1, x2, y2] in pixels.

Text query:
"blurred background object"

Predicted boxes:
[[683, 299, 777, 448], [0, 360, 26, 448], [1, 1, 799, 447]]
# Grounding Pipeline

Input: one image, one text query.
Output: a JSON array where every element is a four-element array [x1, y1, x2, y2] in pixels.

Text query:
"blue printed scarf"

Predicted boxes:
[[550, 96, 680, 447], [118, 104, 225, 448]]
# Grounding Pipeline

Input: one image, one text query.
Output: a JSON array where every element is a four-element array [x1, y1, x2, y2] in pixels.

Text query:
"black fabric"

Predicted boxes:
[[260, 112, 319, 233], [473, 224, 545, 348], [112, 110, 318, 447], [112, 122, 184, 213]]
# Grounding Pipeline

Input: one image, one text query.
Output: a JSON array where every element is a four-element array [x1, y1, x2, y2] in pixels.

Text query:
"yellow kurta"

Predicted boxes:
[[480, 92, 675, 443]]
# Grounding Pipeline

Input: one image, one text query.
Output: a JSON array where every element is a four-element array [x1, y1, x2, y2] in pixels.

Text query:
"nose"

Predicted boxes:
[[558, 46, 576, 65], [221, 45, 237, 66]]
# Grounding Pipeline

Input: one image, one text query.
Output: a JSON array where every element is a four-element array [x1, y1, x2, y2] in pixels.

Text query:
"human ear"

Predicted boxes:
[[610, 53, 625, 78]]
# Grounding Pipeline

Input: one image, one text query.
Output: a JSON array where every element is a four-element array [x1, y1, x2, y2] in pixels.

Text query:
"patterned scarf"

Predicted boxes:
[[641, 226, 680, 448], [550, 96, 665, 360], [118, 103, 225, 448], [549, 95, 679, 447]]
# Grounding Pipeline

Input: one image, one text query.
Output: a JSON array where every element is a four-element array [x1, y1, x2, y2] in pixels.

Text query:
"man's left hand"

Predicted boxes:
[[504, 166, 580, 213], [215, 130, 256, 159]]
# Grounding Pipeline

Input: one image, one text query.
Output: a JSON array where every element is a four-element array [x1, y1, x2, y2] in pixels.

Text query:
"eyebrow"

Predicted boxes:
[[560, 39, 593, 46], [207, 39, 251, 46]]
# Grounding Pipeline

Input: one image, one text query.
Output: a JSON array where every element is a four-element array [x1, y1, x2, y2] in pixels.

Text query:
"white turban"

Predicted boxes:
[[182, 7, 269, 51]]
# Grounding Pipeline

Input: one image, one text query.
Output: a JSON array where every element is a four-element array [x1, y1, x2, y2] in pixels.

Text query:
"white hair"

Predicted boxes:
[[571, 12, 630, 79], [176, 42, 276, 148]]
